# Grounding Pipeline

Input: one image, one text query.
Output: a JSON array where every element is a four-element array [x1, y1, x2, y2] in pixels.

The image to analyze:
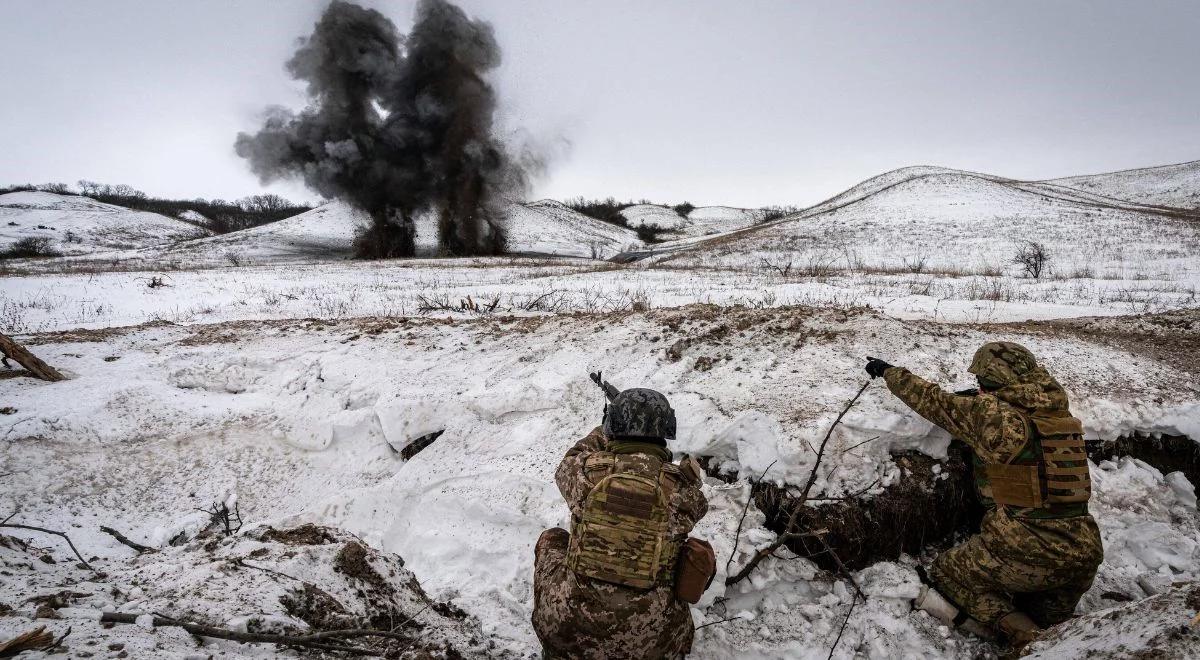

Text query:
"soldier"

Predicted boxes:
[[532, 388, 712, 659], [865, 342, 1103, 649]]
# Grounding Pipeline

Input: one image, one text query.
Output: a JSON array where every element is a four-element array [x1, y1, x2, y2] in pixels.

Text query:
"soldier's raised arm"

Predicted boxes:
[[554, 426, 608, 513], [866, 357, 980, 445]]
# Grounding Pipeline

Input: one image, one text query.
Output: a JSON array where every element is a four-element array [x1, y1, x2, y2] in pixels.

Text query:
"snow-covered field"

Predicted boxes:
[[2, 160, 1199, 658]]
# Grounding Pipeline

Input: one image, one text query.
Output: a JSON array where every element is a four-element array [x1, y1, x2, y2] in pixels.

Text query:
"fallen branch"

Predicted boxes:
[[96, 612, 426, 655], [815, 535, 865, 660], [695, 615, 744, 631], [0, 626, 56, 656], [1, 518, 97, 572], [99, 526, 153, 553], [724, 460, 776, 577], [726, 381, 871, 586], [0, 332, 65, 382]]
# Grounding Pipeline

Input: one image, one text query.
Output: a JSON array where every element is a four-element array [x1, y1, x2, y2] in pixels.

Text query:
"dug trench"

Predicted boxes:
[[711, 432, 1199, 573]]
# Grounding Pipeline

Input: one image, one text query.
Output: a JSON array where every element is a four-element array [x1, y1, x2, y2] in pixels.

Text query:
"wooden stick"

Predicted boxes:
[[99, 526, 153, 553], [726, 381, 871, 586], [98, 613, 375, 655], [0, 332, 65, 382], [724, 460, 776, 576], [97, 610, 428, 654], [1, 520, 96, 572]]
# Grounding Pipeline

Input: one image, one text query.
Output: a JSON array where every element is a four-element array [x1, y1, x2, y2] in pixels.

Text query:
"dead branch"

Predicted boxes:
[[97, 611, 428, 655], [0, 332, 65, 382], [815, 534, 865, 660], [724, 460, 776, 576], [99, 526, 154, 553], [0, 518, 97, 572], [195, 501, 242, 537], [726, 381, 871, 586], [695, 615, 744, 631], [0, 626, 57, 657]]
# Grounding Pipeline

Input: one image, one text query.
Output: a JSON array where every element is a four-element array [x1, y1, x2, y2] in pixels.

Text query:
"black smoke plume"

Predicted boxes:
[[235, 0, 528, 257]]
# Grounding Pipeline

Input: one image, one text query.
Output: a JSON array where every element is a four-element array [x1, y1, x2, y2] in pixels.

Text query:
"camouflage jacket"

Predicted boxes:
[[883, 365, 1073, 467], [534, 427, 708, 659]]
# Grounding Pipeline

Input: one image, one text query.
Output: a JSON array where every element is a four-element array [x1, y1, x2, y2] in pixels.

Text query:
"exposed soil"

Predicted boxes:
[[747, 444, 982, 572], [1088, 433, 1200, 488]]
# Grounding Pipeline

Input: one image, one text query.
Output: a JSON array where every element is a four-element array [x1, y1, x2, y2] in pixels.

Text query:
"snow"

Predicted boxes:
[[0, 192, 210, 255], [1050, 159, 1200, 210], [2, 160, 1199, 658], [620, 203, 686, 230], [1, 304, 1197, 657]]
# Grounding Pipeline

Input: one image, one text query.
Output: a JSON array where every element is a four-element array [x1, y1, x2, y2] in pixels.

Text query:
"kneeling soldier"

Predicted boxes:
[[532, 387, 714, 659], [866, 342, 1103, 648]]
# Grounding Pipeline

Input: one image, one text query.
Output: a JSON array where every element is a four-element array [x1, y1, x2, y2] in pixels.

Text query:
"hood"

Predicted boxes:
[[991, 365, 1071, 413]]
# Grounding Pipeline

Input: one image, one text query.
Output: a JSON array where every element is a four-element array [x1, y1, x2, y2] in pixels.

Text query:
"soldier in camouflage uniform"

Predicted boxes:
[[865, 342, 1103, 647], [532, 388, 708, 659]]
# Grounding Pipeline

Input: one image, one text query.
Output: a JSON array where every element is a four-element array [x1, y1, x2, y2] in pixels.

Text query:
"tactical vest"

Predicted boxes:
[[565, 453, 683, 590], [975, 412, 1091, 519]]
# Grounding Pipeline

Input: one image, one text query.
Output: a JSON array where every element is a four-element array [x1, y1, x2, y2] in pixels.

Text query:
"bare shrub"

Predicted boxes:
[[760, 257, 793, 277], [224, 250, 245, 267], [1013, 241, 1050, 279], [1, 237, 61, 259], [902, 254, 928, 274]]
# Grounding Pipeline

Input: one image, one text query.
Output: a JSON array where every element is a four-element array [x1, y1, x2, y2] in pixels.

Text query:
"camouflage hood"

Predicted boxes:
[[968, 341, 1069, 412]]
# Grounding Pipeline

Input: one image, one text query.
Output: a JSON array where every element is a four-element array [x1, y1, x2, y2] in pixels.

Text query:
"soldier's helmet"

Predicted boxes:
[[604, 388, 677, 440], [967, 341, 1039, 387]]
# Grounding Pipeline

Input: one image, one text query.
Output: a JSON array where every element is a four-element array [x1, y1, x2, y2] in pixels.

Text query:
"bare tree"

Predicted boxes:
[[1013, 241, 1051, 279]]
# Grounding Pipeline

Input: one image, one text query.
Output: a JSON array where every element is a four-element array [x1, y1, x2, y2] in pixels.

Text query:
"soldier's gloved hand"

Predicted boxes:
[[865, 356, 894, 379]]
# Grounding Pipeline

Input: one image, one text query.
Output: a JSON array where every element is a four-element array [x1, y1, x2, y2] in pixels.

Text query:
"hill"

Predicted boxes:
[[656, 166, 1200, 282], [1048, 160, 1200, 210], [0, 191, 209, 255]]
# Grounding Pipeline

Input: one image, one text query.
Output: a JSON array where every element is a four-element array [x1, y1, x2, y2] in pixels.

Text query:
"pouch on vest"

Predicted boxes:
[[566, 471, 677, 589], [988, 412, 1089, 510], [674, 537, 716, 604]]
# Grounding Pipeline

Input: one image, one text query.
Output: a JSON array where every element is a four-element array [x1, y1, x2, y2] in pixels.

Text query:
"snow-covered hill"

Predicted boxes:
[[1049, 160, 1200, 210], [0, 191, 209, 255], [507, 200, 642, 258], [619, 203, 764, 240], [659, 166, 1200, 282], [73, 199, 643, 267]]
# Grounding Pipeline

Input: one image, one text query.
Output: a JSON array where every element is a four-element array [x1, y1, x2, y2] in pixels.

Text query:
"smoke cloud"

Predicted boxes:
[[235, 0, 529, 257]]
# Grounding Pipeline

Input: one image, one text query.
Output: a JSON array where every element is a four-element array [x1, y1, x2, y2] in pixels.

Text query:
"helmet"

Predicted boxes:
[[604, 388, 677, 440], [967, 342, 1038, 387]]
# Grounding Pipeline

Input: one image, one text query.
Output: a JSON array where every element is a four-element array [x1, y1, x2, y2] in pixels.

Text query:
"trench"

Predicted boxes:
[[720, 432, 1197, 573]]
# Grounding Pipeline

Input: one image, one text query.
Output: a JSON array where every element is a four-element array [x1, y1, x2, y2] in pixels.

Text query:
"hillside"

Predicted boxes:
[[0, 191, 209, 255], [657, 166, 1200, 283], [507, 200, 642, 258], [1049, 160, 1200, 210], [618, 203, 765, 240]]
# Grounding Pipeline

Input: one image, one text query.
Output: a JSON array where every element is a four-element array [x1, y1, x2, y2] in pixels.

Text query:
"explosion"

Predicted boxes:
[[235, 0, 529, 257]]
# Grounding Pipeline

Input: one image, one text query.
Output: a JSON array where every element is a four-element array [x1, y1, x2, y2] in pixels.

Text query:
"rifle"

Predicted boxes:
[[953, 388, 979, 397], [589, 371, 621, 401], [589, 371, 620, 425]]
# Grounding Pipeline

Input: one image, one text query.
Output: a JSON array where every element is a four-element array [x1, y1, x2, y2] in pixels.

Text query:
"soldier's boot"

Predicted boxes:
[[997, 611, 1042, 651], [913, 585, 996, 641]]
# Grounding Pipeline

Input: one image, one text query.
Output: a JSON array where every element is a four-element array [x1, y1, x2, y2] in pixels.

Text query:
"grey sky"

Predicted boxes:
[[2, 1, 1198, 208]]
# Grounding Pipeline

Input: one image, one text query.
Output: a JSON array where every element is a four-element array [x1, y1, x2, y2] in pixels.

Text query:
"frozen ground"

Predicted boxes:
[[1, 305, 1198, 658], [2, 160, 1199, 658]]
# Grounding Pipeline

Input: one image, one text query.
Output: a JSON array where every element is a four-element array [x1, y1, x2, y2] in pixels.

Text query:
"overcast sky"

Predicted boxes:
[[2, 1, 1198, 208]]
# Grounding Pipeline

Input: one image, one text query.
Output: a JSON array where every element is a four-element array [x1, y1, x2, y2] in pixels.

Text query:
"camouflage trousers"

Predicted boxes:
[[532, 528, 693, 660], [929, 508, 1103, 629]]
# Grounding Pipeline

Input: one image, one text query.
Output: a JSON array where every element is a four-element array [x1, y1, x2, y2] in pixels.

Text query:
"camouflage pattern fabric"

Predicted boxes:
[[929, 509, 1102, 627], [605, 388, 678, 439], [883, 342, 1103, 629], [532, 427, 707, 659]]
